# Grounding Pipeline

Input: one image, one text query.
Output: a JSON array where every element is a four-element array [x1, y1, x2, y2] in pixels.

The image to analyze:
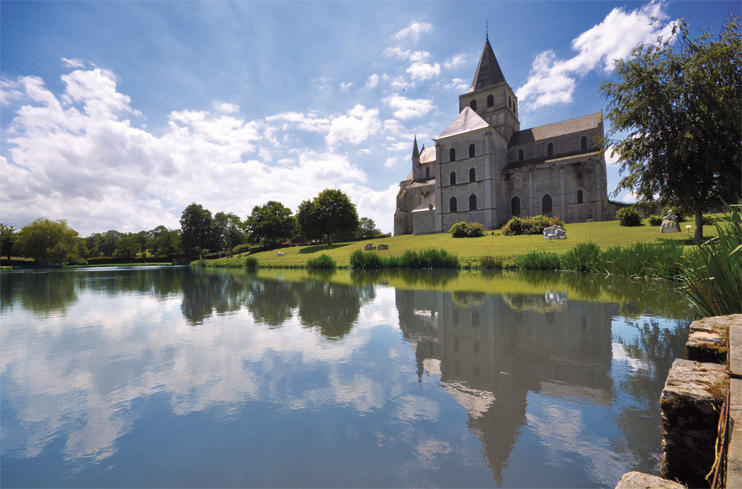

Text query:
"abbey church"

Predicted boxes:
[[394, 36, 613, 236]]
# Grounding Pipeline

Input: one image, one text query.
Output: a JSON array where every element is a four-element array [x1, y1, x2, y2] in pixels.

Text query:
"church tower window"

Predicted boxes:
[[470, 100, 477, 111], [518, 149, 524, 162], [450, 171, 457, 186], [508, 96, 511, 109], [450, 197, 458, 213], [487, 94, 494, 108], [426, 167, 430, 179], [469, 194, 477, 211], [581, 136, 587, 150], [542, 194, 553, 213], [547, 143, 554, 156], [469, 168, 476, 182], [469, 144, 475, 158], [577, 189, 584, 204], [450, 148, 456, 162], [511, 196, 520, 216]]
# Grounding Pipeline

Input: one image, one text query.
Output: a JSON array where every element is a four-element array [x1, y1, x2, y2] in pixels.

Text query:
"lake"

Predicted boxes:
[[0, 266, 693, 487]]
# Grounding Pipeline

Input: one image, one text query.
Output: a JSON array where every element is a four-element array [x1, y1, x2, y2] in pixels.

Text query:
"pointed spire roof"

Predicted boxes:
[[437, 107, 490, 140], [468, 35, 506, 93], [412, 135, 420, 159]]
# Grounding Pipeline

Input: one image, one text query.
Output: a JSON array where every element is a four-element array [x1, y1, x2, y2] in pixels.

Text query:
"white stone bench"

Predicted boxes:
[[277, 251, 284, 256], [543, 225, 566, 240]]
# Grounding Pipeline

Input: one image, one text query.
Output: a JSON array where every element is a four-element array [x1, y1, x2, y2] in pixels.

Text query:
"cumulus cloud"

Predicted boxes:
[[364, 74, 379, 90], [0, 78, 25, 105], [389, 75, 413, 91], [394, 22, 433, 42], [443, 78, 469, 91], [340, 82, 353, 91], [384, 47, 431, 62], [61, 57, 85, 69], [384, 94, 435, 120], [325, 105, 382, 148], [406, 62, 441, 82], [384, 156, 399, 169], [516, 1, 676, 111], [216, 102, 240, 114], [443, 54, 466, 70]]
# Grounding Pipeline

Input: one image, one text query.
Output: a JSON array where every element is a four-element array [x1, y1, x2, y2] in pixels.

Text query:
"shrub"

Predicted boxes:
[[502, 215, 564, 235], [349, 250, 383, 269], [479, 255, 503, 269], [702, 214, 716, 226], [306, 254, 336, 269], [662, 204, 690, 223], [561, 241, 601, 271], [517, 251, 561, 270], [616, 207, 643, 226], [233, 243, 251, 255], [451, 221, 485, 238], [648, 215, 663, 226], [245, 256, 259, 268]]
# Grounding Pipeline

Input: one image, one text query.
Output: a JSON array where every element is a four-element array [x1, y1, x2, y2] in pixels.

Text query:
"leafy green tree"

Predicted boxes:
[[245, 201, 297, 245], [16, 218, 84, 263], [213, 212, 246, 256], [114, 233, 141, 259], [601, 16, 741, 241], [357, 217, 381, 239], [180, 203, 214, 257], [1, 223, 17, 260], [145, 226, 169, 256], [146, 227, 182, 257], [297, 189, 359, 245]]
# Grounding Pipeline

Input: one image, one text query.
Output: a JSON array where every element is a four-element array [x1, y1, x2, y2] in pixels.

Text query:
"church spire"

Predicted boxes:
[[412, 135, 420, 159], [469, 35, 506, 92]]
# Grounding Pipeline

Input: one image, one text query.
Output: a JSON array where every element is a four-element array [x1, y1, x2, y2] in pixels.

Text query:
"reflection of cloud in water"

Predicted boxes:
[[396, 395, 440, 422], [612, 342, 652, 372], [443, 381, 496, 419], [414, 437, 453, 470]]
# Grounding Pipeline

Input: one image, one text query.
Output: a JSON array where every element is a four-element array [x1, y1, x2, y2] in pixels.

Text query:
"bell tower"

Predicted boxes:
[[458, 34, 520, 141]]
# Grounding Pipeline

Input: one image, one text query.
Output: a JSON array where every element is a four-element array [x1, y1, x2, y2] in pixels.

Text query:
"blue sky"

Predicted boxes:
[[1, 1, 739, 235]]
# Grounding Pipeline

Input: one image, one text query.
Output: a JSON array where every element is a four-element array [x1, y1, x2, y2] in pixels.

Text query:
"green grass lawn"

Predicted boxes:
[[207, 217, 720, 268]]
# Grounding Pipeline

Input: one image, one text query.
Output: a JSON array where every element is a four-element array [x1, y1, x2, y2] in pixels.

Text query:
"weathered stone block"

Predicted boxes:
[[614, 471, 685, 489], [661, 359, 727, 488], [685, 315, 742, 364]]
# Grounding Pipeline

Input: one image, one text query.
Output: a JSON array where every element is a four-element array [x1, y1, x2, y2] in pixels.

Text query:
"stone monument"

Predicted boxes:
[[660, 210, 679, 233]]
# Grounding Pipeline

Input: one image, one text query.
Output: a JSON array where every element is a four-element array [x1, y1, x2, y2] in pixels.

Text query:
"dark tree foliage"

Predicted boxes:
[[357, 217, 381, 239], [180, 203, 215, 257], [1, 223, 17, 260], [245, 201, 297, 245], [601, 16, 741, 241], [212, 212, 246, 256], [16, 218, 84, 263], [297, 189, 359, 245], [114, 233, 141, 259]]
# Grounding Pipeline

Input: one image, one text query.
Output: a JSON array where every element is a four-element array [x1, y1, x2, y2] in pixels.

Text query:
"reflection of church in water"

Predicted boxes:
[[395, 288, 617, 482]]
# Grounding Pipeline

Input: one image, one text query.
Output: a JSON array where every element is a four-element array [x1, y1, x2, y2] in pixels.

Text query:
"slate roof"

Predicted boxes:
[[407, 179, 436, 189], [509, 112, 602, 146], [437, 107, 490, 139], [420, 146, 435, 163], [468, 36, 507, 93], [412, 191, 436, 212]]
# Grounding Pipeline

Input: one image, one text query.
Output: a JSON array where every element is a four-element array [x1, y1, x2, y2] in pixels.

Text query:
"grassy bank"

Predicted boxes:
[[198, 216, 720, 275]]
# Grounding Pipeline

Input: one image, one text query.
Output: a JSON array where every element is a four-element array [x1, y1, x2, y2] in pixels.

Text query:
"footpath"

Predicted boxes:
[[615, 314, 742, 489]]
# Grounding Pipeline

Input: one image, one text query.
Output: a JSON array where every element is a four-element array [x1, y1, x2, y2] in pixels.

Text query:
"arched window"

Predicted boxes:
[[518, 149, 524, 162], [511, 196, 520, 216], [470, 99, 477, 111], [469, 144, 475, 158], [577, 189, 584, 204], [547, 143, 554, 157], [469, 168, 475, 182], [487, 94, 494, 108], [469, 194, 477, 211], [425, 167, 430, 179], [449, 171, 456, 186], [450, 148, 456, 162], [581, 136, 587, 151], [542, 194, 553, 214], [450, 197, 458, 213], [508, 96, 512, 109]]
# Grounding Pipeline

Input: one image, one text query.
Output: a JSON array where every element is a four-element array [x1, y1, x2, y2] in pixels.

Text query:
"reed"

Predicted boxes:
[[517, 251, 561, 270], [560, 241, 602, 272], [350, 249, 459, 269], [306, 254, 337, 269], [479, 255, 503, 269]]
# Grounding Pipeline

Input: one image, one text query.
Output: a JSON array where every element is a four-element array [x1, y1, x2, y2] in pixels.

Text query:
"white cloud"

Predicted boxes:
[[61, 57, 85, 69], [516, 1, 676, 111], [384, 157, 399, 169], [364, 74, 379, 90], [384, 47, 431, 62], [325, 105, 382, 148], [389, 76, 413, 91], [394, 22, 433, 42], [216, 102, 240, 114], [0, 78, 25, 105], [443, 54, 466, 70], [443, 78, 469, 91], [383, 94, 435, 120], [340, 82, 353, 91], [406, 62, 441, 82]]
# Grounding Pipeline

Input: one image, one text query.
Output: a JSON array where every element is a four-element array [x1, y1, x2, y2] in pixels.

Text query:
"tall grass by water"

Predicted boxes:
[[306, 254, 337, 269], [350, 249, 459, 269]]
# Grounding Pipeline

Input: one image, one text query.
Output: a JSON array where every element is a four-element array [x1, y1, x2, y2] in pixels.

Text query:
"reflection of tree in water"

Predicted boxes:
[[298, 279, 373, 340], [1, 271, 79, 317], [613, 319, 690, 474], [350, 269, 459, 289], [74, 267, 186, 300], [181, 269, 253, 325], [246, 279, 299, 328]]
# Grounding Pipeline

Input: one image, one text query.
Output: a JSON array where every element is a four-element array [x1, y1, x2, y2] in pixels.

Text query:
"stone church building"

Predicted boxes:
[[394, 36, 611, 236]]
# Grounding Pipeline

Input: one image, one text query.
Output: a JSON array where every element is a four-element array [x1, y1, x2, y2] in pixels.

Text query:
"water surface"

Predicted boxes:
[[0, 267, 692, 487]]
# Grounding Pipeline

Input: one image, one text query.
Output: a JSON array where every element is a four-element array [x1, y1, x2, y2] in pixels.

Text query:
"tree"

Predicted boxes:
[[357, 217, 381, 239], [213, 212, 246, 256], [1, 223, 17, 261], [245, 201, 297, 245], [180, 203, 214, 257], [147, 227, 182, 257], [297, 189, 359, 245], [601, 16, 741, 241], [114, 233, 141, 259], [16, 218, 84, 263]]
